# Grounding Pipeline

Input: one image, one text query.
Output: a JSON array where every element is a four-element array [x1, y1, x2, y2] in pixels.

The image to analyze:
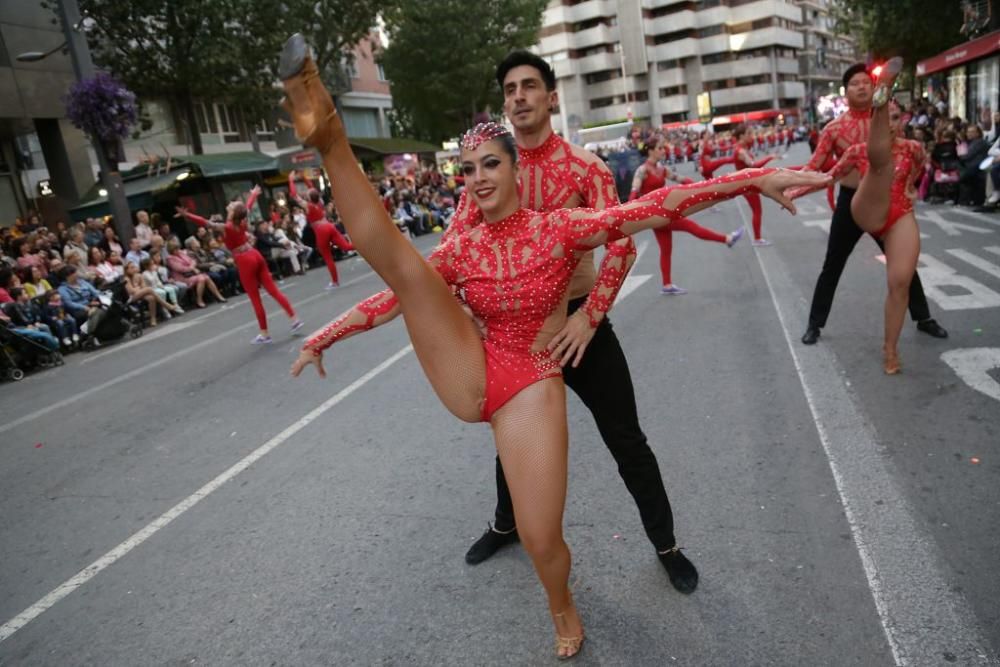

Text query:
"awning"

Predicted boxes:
[[181, 151, 277, 177], [348, 137, 440, 157], [711, 108, 798, 126], [917, 30, 1000, 77], [70, 169, 185, 218]]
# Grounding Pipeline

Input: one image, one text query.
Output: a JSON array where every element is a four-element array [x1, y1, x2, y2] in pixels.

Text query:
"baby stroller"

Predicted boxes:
[[0, 326, 64, 381], [81, 282, 144, 350]]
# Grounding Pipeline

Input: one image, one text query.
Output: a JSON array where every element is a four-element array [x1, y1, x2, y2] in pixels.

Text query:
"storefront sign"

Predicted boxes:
[[917, 30, 1000, 76], [37, 179, 53, 197]]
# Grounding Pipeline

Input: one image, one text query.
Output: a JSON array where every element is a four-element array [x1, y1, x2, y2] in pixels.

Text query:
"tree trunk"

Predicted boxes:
[[240, 107, 261, 153], [178, 91, 204, 155]]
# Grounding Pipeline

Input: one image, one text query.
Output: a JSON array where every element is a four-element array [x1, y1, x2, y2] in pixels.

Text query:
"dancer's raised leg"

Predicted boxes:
[[881, 214, 919, 374], [280, 34, 485, 421], [851, 58, 903, 233]]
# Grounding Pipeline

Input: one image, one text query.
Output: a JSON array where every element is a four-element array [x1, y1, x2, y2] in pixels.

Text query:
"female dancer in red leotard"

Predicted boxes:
[[699, 131, 736, 179], [177, 186, 303, 344], [799, 60, 918, 373], [279, 34, 827, 660], [733, 125, 779, 246], [630, 136, 743, 294], [287, 170, 354, 288]]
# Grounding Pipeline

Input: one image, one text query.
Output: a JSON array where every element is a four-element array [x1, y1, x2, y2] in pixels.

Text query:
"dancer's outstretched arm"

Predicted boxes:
[[787, 147, 862, 200], [561, 168, 829, 250], [175, 207, 223, 231]]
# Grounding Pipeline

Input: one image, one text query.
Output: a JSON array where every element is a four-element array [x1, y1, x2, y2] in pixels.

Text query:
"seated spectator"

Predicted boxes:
[[88, 246, 123, 288], [15, 238, 48, 278], [0, 307, 59, 352], [185, 237, 236, 293], [255, 220, 301, 274], [99, 224, 123, 257], [40, 290, 79, 349], [140, 257, 183, 310], [123, 261, 180, 326], [45, 257, 65, 288], [959, 123, 988, 206], [205, 238, 241, 294], [83, 218, 105, 248], [0, 267, 17, 303], [62, 228, 89, 265], [134, 210, 153, 249], [149, 253, 188, 304], [57, 265, 106, 336], [165, 238, 226, 308], [149, 234, 169, 263], [124, 236, 150, 267], [273, 217, 312, 272], [5, 286, 55, 338], [22, 265, 53, 299], [37, 235, 61, 262]]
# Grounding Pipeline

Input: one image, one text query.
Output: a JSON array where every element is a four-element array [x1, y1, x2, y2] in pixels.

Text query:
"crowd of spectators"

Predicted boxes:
[[1, 163, 464, 380]]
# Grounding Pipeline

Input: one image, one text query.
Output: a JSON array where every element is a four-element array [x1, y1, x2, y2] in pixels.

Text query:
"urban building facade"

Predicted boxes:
[[534, 0, 806, 136], [0, 8, 393, 225], [794, 0, 860, 122]]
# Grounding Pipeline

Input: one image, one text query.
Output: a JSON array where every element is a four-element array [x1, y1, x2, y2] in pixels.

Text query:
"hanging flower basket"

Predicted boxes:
[[64, 72, 137, 162]]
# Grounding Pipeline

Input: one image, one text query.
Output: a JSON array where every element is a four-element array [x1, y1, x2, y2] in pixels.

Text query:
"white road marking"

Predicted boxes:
[[948, 207, 1000, 226], [875, 253, 1000, 311], [0, 344, 414, 643], [941, 348, 1000, 403], [734, 200, 993, 666], [613, 240, 651, 303], [921, 210, 994, 237], [803, 218, 831, 234], [947, 248, 1000, 281]]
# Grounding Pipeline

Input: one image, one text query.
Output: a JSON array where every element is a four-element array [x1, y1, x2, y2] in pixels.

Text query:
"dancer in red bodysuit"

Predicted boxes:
[[733, 125, 778, 246], [287, 170, 354, 288], [629, 136, 743, 294], [699, 132, 736, 179], [796, 62, 946, 347], [176, 186, 302, 344], [795, 62, 922, 373], [279, 34, 827, 661]]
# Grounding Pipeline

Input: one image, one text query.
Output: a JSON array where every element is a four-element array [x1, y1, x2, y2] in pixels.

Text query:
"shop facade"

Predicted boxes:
[[917, 31, 1000, 126]]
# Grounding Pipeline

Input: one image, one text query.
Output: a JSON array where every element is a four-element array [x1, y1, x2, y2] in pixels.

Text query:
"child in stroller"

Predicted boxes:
[[0, 301, 62, 380]]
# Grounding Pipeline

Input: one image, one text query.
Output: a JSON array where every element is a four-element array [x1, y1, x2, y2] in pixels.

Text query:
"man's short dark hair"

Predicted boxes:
[[496, 51, 556, 92], [842, 63, 870, 87]]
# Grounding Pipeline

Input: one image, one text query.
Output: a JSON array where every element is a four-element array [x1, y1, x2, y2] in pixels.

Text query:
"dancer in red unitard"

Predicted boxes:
[[288, 170, 354, 288], [279, 32, 827, 661], [177, 186, 302, 344], [698, 131, 736, 179], [733, 125, 779, 245], [629, 135, 743, 295]]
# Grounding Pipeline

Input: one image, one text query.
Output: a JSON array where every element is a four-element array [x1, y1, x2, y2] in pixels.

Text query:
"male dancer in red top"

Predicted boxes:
[[299, 51, 699, 593], [799, 63, 947, 345]]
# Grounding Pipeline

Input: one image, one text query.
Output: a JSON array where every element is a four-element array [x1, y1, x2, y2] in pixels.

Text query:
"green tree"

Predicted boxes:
[[380, 0, 546, 143], [833, 0, 965, 64], [55, 0, 388, 154]]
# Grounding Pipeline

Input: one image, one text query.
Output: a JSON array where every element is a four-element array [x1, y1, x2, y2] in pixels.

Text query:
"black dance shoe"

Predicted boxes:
[[916, 319, 948, 339], [465, 524, 519, 565], [801, 326, 821, 345], [658, 546, 699, 594]]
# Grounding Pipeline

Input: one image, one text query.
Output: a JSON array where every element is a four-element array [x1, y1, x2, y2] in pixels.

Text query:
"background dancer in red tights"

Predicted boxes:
[[733, 125, 779, 246], [699, 131, 736, 180], [630, 136, 743, 295], [177, 186, 303, 344], [288, 170, 354, 289]]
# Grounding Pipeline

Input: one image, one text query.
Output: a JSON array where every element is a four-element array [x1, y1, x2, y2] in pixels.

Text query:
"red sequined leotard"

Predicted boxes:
[[426, 170, 770, 420], [824, 139, 924, 238]]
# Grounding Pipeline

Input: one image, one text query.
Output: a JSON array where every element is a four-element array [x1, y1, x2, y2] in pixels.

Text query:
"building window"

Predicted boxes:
[[255, 118, 274, 141], [701, 53, 731, 65], [657, 59, 681, 71], [659, 85, 687, 97], [195, 102, 240, 142], [654, 30, 694, 45], [584, 69, 621, 84], [698, 25, 724, 38], [377, 62, 387, 81]]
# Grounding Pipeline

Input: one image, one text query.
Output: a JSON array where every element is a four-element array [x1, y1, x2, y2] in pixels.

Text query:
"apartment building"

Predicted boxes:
[[794, 0, 860, 121], [535, 0, 806, 134]]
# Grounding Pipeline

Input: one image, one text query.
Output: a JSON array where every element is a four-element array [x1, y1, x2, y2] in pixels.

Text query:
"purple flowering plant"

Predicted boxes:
[[64, 72, 138, 144]]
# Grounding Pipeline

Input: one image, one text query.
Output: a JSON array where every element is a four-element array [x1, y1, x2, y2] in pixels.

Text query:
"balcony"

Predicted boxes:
[[543, 0, 616, 26], [571, 24, 618, 50], [702, 55, 771, 81], [656, 68, 687, 87], [729, 0, 802, 24], [575, 51, 622, 75], [648, 38, 700, 61], [585, 100, 652, 125], [709, 83, 774, 107], [658, 94, 690, 114], [778, 81, 806, 98], [729, 27, 803, 51], [648, 11, 697, 34]]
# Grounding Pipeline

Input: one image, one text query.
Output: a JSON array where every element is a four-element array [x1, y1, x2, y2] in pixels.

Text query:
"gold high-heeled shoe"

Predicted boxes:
[[278, 33, 343, 153], [872, 57, 904, 109], [553, 610, 585, 660], [883, 346, 901, 375]]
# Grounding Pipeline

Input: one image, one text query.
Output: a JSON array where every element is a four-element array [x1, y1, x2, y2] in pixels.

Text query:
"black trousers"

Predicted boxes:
[[807, 186, 932, 329], [492, 297, 676, 551]]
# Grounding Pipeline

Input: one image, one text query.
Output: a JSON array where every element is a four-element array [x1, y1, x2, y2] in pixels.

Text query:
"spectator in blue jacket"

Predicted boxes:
[[57, 265, 106, 336]]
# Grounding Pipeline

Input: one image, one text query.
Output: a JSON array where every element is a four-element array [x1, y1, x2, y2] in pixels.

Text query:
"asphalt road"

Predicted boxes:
[[1, 144, 998, 666]]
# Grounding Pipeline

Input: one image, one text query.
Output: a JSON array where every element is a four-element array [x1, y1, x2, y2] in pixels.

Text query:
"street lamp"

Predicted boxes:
[[16, 1, 133, 243]]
